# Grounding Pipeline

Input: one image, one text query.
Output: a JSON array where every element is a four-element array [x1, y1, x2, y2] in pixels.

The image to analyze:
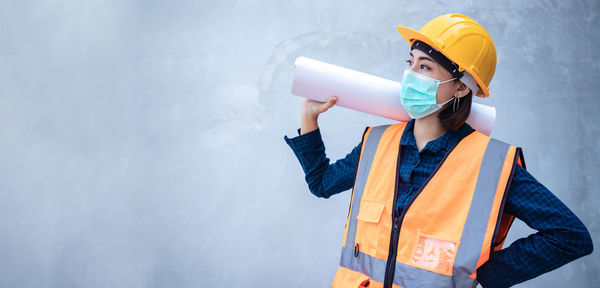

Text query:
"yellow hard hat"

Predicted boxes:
[[397, 14, 496, 97]]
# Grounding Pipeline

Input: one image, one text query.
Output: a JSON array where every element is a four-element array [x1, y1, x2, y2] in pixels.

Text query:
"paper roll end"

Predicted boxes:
[[294, 56, 307, 66]]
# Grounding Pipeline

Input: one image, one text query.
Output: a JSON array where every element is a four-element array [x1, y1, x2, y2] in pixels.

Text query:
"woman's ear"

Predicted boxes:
[[455, 81, 471, 98]]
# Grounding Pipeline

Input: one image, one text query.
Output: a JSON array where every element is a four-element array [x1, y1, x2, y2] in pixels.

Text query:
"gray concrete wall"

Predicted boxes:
[[0, 0, 597, 287]]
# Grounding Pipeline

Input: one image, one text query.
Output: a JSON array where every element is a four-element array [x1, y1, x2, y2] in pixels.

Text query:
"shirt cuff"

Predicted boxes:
[[283, 128, 325, 153]]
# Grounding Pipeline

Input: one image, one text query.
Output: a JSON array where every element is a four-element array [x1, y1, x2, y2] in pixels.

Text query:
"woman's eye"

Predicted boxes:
[[405, 59, 412, 66], [420, 64, 430, 70]]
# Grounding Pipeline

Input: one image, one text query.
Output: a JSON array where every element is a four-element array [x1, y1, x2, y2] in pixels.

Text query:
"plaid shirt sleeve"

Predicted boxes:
[[476, 164, 594, 287], [284, 128, 361, 198]]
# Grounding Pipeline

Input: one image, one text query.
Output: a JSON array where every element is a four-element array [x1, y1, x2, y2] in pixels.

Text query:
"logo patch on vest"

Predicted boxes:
[[410, 231, 459, 275]]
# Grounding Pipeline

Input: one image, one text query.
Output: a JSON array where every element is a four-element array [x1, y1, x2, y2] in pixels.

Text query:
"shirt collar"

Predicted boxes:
[[401, 119, 475, 153]]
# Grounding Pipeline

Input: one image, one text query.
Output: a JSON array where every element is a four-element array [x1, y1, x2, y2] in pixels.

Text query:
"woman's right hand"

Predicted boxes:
[[300, 96, 338, 135]]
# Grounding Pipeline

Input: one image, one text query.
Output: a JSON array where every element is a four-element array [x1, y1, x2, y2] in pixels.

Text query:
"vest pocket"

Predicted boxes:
[[409, 230, 459, 276], [355, 199, 386, 256]]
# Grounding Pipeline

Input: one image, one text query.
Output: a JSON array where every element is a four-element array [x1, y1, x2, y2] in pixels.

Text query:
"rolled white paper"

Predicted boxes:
[[291, 56, 496, 136]]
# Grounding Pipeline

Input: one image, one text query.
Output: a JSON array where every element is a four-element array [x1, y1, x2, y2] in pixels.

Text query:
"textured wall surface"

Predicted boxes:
[[0, 0, 598, 287]]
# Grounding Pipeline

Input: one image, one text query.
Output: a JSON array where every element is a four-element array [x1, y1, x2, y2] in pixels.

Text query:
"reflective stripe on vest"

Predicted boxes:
[[333, 123, 521, 288]]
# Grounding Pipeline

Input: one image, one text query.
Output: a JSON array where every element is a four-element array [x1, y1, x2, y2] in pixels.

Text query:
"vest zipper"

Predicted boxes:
[[383, 199, 400, 286], [382, 141, 405, 288], [382, 132, 472, 288]]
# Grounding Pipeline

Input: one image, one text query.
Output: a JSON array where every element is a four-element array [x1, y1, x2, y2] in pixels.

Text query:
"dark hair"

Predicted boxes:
[[438, 83, 472, 131]]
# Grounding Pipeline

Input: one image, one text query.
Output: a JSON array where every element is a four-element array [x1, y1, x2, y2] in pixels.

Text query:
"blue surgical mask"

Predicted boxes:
[[400, 69, 456, 119]]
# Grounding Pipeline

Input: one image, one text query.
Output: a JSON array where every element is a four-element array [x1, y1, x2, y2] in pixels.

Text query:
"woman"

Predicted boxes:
[[284, 14, 592, 288]]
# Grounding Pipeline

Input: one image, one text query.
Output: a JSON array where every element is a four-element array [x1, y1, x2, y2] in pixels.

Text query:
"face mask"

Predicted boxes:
[[400, 69, 456, 119]]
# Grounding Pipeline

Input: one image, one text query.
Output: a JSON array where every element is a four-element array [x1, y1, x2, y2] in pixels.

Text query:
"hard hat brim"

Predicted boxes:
[[396, 26, 490, 97]]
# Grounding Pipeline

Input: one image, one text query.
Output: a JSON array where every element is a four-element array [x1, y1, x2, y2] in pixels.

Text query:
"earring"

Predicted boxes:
[[453, 96, 460, 113]]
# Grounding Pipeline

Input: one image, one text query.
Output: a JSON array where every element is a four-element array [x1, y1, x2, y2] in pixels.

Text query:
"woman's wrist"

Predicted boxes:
[[300, 113, 319, 135]]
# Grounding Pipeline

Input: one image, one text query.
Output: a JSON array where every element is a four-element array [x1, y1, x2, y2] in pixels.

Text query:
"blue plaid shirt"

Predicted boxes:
[[284, 119, 592, 287]]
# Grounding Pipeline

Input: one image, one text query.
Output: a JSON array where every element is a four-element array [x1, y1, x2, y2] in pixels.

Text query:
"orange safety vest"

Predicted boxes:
[[332, 123, 525, 288]]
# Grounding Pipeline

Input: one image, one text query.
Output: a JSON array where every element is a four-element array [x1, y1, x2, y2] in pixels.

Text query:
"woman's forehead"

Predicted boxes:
[[409, 49, 436, 63], [410, 48, 432, 58]]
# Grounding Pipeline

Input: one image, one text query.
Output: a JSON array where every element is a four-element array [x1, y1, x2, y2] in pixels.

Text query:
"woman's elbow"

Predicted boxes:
[[309, 187, 332, 199], [306, 178, 331, 199], [578, 227, 594, 256], [564, 221, 594, 258]]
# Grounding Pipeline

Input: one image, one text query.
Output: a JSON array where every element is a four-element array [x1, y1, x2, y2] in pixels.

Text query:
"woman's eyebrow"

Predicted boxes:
[[409, 52, 435, 63]]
